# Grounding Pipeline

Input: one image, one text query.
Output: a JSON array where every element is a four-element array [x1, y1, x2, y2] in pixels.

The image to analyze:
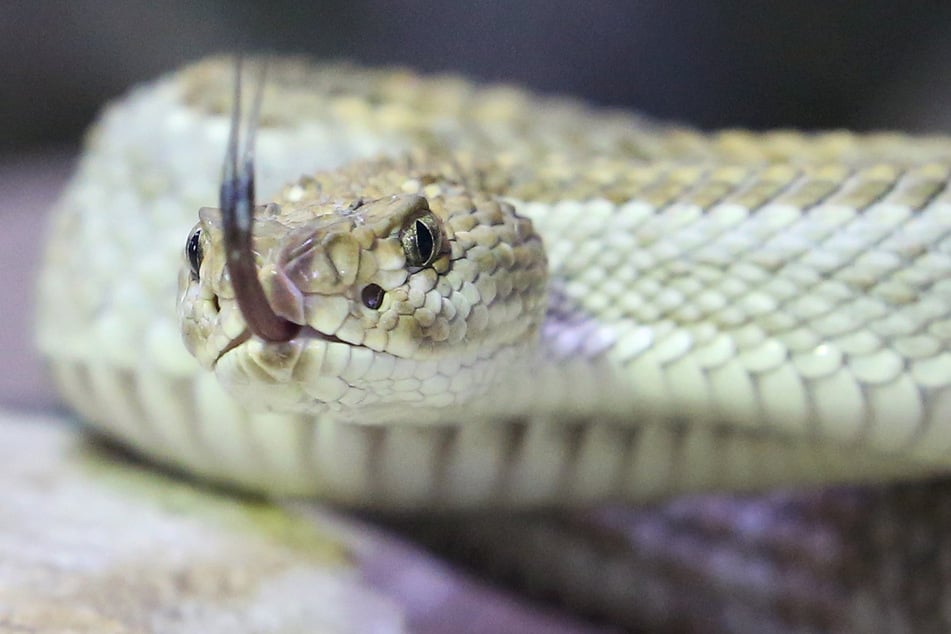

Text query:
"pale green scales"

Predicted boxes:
[[37, 56, 951, 509]]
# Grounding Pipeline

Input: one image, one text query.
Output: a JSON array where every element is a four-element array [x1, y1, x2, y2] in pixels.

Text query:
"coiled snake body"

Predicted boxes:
[[35, 56, 951, 628]]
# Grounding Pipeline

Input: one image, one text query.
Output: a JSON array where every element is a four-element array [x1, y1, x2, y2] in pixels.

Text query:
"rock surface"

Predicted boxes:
[[0, 410, 407, 633], [0, 409, 615, 634]]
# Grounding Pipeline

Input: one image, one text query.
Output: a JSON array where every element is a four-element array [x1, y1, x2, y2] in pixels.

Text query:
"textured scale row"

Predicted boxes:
[[32, 56, 951, 631], [37, 55, 951, 498], [513, 164, 951, 468], [48, 356, 926, 509]]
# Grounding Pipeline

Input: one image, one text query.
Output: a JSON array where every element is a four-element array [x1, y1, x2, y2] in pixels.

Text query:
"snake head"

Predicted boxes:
[[178, 175, 548, 420], [177, 59, 547, 419]]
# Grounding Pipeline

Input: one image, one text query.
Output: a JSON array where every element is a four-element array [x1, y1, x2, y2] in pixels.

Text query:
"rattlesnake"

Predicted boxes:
[[36, 56, 951, 629]]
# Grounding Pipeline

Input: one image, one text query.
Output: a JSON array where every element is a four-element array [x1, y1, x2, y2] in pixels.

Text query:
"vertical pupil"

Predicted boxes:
[[415, 220, 433, 261], [187, 229, 203, 277]]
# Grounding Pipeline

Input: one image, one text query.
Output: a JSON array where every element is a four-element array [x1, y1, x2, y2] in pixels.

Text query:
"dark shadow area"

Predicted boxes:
[[3, 1, 951, 154]]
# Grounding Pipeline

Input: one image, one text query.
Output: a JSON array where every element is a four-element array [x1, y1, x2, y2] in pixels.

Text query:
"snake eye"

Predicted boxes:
[[361, 283, 385, 309], [400, 213, 442, 267], [186, 228, 203, 279]]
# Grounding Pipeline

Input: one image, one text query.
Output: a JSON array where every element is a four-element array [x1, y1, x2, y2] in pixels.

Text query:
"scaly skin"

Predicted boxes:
[[36, 56, 951, 630]]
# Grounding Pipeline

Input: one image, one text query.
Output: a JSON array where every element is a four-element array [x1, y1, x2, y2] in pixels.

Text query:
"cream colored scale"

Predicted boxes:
[[36, 57, 951, 510]]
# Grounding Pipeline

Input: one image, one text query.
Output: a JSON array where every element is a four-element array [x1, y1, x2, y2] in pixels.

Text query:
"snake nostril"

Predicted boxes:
[[361, 284, 385, 309], [212, 296, 221, 314]]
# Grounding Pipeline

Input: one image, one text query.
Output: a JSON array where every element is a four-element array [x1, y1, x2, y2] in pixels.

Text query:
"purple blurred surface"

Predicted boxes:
[[0, 152, 72, 411]]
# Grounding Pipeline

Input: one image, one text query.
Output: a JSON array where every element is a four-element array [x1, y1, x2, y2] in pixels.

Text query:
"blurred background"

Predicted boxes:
[[6, 0, 951, 153], [4, 0, 951, 407]]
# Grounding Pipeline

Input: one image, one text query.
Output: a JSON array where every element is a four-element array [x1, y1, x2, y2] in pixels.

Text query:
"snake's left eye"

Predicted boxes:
[[186, 228, 203, 279], [400, 213, 443, 268]]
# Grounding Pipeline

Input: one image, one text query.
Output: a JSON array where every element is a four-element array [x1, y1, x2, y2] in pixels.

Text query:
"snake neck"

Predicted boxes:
[[460, 313, 636, 424]]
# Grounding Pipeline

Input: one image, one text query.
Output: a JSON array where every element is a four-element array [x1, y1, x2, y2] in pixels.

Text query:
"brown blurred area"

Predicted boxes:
[[6, 1, 951, 154]]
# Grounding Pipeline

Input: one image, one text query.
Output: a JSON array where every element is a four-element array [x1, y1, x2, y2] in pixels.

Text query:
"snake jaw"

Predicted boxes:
[[178, 205, 370, 371]]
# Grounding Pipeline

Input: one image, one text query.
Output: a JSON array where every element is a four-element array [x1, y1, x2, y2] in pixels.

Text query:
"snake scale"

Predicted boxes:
[[36, 56, 951, 631]]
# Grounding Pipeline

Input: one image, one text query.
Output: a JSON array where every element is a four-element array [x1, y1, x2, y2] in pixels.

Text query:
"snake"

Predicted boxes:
[[35, 56, 951, 629]]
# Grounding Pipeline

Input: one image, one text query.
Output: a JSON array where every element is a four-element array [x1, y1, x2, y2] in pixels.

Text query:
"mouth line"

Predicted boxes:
[[213, 324, 357, 365], [215, 329, 252, 364], [299, 325, 350, 346]]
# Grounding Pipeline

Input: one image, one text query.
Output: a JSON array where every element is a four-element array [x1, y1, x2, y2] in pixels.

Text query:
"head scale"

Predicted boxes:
[[177, 61, 547, 420]]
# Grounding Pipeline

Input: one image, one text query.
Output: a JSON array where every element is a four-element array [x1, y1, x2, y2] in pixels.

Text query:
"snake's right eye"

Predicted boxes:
[[186, 228, 203, 279], [400, 212, 443, 268]]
